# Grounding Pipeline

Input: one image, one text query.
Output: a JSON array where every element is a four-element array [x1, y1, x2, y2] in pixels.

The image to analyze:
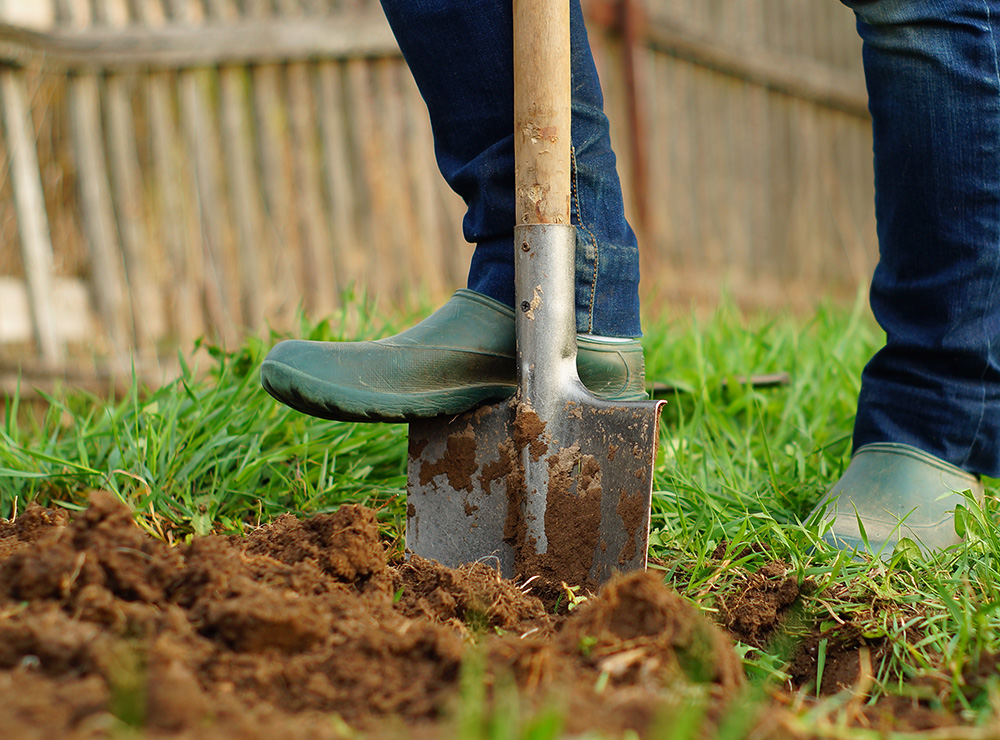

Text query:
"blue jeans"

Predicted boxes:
[[843, 0, 1000, 477], [378, 0, 641, 337]]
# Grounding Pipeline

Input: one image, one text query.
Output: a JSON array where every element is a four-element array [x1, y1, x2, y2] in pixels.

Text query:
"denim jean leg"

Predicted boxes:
[[378, 0, 641, 337], [842, 0, 1000, 477], [567, 0, 642, 337]]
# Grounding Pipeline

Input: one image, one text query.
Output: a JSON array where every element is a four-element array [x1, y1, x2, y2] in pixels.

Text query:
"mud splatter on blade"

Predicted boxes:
[[406, 393, 664, 591], [407, 401, 517, 577]]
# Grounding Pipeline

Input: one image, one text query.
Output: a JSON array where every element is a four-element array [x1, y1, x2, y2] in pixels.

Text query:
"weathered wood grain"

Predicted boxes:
[[54, 0, 130, 354]]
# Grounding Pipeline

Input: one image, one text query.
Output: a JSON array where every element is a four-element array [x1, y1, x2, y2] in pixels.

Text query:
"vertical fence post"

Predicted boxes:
[[242, 0, 300, 325], [273, 0, 335, 318], [92, 0, 164, 357], [0, 69, 63, 366], [54, 0, 131, 358], [204, 0, 267, 331], [308, 0, 364, 296], [165, 0, 239, 347], [129, 0, 205, 348]]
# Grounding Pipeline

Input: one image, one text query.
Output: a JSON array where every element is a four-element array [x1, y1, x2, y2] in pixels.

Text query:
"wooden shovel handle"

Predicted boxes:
[[514, 0, 571, 225]]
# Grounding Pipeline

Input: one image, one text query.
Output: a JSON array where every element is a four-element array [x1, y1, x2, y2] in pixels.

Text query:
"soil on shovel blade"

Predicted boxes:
[[0, 493, 976, 738]]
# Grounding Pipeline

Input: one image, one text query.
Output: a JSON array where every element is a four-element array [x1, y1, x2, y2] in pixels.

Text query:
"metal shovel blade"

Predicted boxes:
[[407, 392, 663, 590], [407, 225, 665, 592]]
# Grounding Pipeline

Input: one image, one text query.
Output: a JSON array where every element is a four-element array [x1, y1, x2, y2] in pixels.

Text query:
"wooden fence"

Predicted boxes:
[[0, 0, 875, 388], [592, 0, 873, 311]]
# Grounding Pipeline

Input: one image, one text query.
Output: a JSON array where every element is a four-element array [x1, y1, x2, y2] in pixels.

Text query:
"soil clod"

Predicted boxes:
[[717, 560, 799, 649]]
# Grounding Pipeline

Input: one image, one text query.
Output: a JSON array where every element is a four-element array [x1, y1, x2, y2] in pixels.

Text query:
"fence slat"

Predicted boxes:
[[242, 0, 300, 323], [205, 0, 266, 329], [94, 0, 163, 354], [59, 70, 130, 354], [52, 0, 133, 359], [0, 69, 62, 364], [178, 71, 238, 342], [165, 0, 239, 345], [152, 72, 206, 345], [316, 60, 363, 293], [284, 54, 335, 315], [402, 70, 447, 297], [376, 59, 417, 297], [344, 57, 391, 298], [130, 0, 204, 345]]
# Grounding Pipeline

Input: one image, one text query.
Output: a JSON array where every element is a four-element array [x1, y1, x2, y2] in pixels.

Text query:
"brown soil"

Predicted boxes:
[[716, 559, 800, 649], [787, 624, 884, 696], [0, 492, 747, 739], [0, 493, 983, 738]]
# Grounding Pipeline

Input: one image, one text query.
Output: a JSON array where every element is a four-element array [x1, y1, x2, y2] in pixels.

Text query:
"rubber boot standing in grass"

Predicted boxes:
[[262, 0, 998, 558], [807, 0, 999, 557]]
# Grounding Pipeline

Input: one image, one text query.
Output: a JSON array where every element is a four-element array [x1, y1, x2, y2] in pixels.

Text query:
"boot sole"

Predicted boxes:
[[261, 359, 516, 423]]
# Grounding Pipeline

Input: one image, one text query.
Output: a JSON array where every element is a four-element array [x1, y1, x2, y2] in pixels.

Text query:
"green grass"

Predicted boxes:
[[0, 297, 414, 544], [3, 291, 1000, 737]]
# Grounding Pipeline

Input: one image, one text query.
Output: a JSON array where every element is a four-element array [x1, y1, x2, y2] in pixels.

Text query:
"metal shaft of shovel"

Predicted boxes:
[[508, 0, 665, 589], [512, 0, 574, 557], [406, 0, 664, 593]]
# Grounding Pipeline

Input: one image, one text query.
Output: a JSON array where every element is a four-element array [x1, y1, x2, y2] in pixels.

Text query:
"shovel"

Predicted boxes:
[[406, 0, 665, 593]]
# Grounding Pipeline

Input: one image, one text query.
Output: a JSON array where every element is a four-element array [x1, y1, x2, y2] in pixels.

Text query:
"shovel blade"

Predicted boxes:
[[406, 395, 664, 591], [407, 400, 517, 576]]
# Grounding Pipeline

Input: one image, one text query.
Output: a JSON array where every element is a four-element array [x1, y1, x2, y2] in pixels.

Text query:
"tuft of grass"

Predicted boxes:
[[0, 305, 414, 539]]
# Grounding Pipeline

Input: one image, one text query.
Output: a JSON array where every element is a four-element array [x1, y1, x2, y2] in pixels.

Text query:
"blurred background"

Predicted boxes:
[[0, 0, 873, 392]]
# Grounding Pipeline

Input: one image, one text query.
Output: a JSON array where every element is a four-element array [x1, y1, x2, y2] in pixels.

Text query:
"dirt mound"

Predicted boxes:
[[716, 560, 799, 649], [561, 570, 744, 690], [0, 492, 749, 739]]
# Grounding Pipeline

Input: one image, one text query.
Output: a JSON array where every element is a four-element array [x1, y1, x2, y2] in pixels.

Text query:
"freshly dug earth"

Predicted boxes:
[[0, 493, 746, 739]]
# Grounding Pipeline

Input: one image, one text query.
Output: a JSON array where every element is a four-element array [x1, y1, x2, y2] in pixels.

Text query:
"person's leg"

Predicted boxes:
[[261, 0, 646, 422], [380, 0, 640, 336], [817, 0, 1000, 554]]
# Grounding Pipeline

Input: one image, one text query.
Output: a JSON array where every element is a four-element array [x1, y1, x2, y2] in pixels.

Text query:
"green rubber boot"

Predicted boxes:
[[810, 442, 983, 558], [260, 289, 647, 423]]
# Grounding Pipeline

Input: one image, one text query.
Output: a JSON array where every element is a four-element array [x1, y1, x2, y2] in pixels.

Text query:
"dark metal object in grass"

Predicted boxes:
[[650, 372, 791, 398]]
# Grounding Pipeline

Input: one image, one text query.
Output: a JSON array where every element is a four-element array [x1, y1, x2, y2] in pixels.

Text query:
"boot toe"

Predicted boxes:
[[261, 336, 517, 423], [261, 340, 351, 419], [810, 442, 983, 558]]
